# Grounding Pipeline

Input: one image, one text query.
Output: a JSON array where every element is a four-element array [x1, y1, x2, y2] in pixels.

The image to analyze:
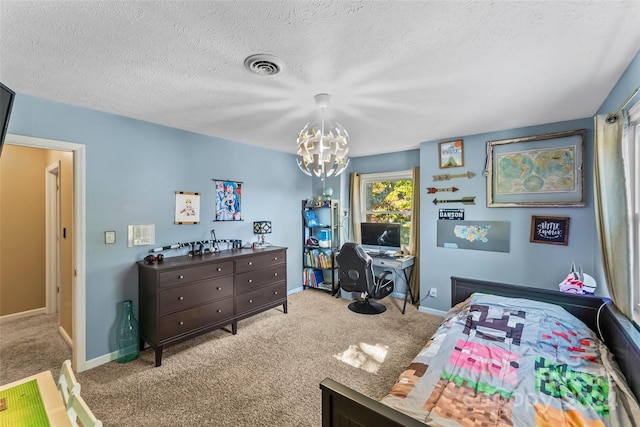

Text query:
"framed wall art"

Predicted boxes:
[[486, 129, 586, 207], [437, 220, 510, 253], [438, 139, 464, 168], [214, 179, 243, 221], [175, 191, 200, 224], [530, 215, 570, 245]]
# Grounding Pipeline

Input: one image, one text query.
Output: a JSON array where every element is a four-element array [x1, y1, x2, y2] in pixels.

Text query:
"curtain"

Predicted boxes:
[[594, 112, 633, 318], [408, 167, 420, 302], [349, 172, 361, 243]]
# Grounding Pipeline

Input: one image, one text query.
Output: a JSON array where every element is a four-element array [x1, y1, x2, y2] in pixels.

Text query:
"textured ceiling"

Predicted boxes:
[[1, 1, 639, 157]]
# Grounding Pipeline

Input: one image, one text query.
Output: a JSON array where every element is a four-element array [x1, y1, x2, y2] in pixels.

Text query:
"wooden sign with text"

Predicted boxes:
[[530, 216, 570, 245]]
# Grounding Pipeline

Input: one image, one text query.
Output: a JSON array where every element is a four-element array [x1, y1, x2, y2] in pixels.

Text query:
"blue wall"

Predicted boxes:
[[350, 48, 640, 313], [7, 95, 311, 360], [419, 118, 596, 312], [340, 119, 598, 313], [6, 47, 638, 362]]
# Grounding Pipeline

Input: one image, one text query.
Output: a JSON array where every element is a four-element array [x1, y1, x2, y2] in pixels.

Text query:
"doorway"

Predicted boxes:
[[4, 134, 87, 372], [45, 161, 61, 321]]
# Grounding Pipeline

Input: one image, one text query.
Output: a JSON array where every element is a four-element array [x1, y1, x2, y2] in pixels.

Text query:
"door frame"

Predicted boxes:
[[45, 161, 61, 317], [6, 134, 87, 372]]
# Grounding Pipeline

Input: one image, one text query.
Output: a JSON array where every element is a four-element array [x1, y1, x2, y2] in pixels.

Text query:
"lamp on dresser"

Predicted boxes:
[[253, 221, 272, 248]]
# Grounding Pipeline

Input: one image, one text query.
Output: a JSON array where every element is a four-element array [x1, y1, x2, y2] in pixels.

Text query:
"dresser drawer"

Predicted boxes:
[[159, 276, 233, 315], [199, 297, 235, 327], [236, 282, 286, 314], [158, 297, 233, 341], [235, 264, 286, 294], [158, 261, 233, 288], [158, 305, 201, 341], [234, 250, 285, 273]]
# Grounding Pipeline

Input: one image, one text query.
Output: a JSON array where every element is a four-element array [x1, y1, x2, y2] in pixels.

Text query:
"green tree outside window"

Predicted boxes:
[[364, 179, 412, 246]]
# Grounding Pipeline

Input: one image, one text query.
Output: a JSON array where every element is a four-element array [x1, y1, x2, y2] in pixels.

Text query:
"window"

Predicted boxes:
[[360, 170, 413, 247], [630, 103, 640, 325]]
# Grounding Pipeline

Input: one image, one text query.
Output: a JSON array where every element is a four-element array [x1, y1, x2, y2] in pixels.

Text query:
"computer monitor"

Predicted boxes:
[[360, 222, 401, 253]]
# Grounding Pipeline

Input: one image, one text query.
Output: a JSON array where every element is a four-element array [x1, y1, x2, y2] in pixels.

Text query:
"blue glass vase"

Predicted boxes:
[[117, 300, 140, 363]]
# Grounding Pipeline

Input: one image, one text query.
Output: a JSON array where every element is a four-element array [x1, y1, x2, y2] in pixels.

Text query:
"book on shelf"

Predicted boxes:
[[316, 281, 333, 291], [312, 269, 324, 287], [303, 267, 326, 288], [305, 249, 333, 269], [303, 209, 320, 227]]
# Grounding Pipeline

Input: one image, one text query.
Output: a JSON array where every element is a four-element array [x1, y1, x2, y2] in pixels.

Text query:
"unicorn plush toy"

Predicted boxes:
[[558, 263, 596, 295]]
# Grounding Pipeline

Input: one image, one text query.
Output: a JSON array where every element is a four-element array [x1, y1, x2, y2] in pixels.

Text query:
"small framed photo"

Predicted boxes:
[[530, 215, 570, 245], [438, 139, 464, 168], [175, 191, 200, 224]]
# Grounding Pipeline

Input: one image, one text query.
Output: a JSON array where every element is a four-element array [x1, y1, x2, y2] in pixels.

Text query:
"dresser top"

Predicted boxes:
[[137, 246, 287, 270]]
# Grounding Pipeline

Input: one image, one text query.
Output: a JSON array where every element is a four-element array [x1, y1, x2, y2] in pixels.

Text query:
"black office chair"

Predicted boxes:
[[336, 243, 394, 314]]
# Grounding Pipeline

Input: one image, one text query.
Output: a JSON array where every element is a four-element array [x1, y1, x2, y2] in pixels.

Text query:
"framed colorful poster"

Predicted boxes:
[[214, 180, 243, 221], [438, 139, 464, 168], [486, 129, 586, 207], [175, 191, 200, 224]]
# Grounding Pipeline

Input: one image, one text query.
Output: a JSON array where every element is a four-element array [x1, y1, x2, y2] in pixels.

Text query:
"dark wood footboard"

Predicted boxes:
[[321, 276, 640, 426], [320, 378, 427, 427]]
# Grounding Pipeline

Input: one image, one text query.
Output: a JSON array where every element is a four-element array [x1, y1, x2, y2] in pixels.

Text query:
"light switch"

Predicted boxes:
[[105, 231, 116, 244]]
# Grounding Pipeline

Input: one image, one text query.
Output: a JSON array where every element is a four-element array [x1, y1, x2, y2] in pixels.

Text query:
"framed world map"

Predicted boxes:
[[486, 129, 586, 207]]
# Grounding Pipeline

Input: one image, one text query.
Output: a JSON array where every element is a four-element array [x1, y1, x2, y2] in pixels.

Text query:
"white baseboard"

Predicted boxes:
[[288, 286, 304, 295], [0, 307, 47, 324], [418, 305, 447, 317], [58, 325, 73, 347], [84, 350, 118, 370]]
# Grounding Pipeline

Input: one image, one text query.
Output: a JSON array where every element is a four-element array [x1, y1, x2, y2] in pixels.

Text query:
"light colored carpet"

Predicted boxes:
[[0, 290, 444, 426]]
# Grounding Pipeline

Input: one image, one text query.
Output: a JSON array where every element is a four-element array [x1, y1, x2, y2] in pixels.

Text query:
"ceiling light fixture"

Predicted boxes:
[[296, 93, 349, 178]]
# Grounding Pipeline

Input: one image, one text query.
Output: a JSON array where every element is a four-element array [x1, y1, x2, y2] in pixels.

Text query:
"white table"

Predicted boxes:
[[0, 370, 72, 426], [369, 254, 416, 314]]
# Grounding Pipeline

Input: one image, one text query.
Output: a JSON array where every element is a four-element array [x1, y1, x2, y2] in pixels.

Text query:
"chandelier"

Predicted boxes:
[[296, 93, 349, 178]]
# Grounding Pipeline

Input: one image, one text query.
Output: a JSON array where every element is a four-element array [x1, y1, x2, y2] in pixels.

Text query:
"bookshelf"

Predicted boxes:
[[302, 199, 340, 294]]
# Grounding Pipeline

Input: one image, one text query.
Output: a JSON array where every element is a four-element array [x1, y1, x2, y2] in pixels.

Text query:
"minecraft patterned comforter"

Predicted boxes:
[[381, 293, 640, 427]]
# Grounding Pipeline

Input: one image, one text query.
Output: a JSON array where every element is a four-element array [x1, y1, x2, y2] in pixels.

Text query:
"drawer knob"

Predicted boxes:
[[217, 267, 222, 272], [179, 321, 184, 326], [178, 296, 184, 300], [248, 262, 253, 266], [274, 291, 278, 295], [217, 309, 222, 313], [178, 275, 184, 279], [248, 279, 252, 283], [249, 299, 253, 303], [216, 287, 222, 291], [274, 272, 278, 277], [274, 257, 278, 261]]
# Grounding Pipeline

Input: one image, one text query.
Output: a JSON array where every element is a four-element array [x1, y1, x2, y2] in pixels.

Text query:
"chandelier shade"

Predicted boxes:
[[296, 93, 350, 178]]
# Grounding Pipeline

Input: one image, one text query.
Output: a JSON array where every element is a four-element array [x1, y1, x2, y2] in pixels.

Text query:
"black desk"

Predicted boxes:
[[369, 254, 416, 314]]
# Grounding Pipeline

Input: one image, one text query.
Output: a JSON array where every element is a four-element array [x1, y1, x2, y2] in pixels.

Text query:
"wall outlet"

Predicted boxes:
[[429, 287, 437, 297]]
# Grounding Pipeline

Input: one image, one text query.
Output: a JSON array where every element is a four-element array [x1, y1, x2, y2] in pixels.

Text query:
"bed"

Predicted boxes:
[[320, 276, 640, 427]]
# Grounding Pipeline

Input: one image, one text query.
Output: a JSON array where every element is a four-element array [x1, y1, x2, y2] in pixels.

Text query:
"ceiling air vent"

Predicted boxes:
[[244, 54, 284, 76]]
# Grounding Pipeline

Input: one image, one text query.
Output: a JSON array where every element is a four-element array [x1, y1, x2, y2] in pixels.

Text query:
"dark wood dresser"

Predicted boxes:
[[137, 246, 287, 366]]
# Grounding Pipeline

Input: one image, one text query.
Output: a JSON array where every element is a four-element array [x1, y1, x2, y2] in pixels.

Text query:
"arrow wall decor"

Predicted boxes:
[[426, 186, 458, 194], [432, 196, 476, 205], [432, 171, 476, 181]]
